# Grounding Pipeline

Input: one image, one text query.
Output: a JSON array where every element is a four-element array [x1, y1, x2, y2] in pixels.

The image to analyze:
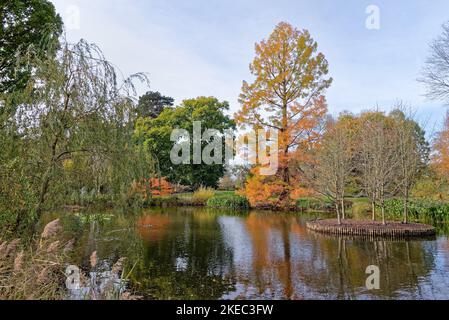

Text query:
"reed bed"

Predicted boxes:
[[0, 219, 138, 300]]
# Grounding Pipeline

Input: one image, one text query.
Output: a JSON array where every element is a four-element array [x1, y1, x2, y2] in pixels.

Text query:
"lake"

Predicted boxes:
[[46, 206, 449, 300]]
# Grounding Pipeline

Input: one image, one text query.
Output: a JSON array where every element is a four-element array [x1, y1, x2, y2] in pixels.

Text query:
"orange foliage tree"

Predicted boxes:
[[235, 22, 332, 207], [433, 111, 449, 181], [132, 177, 173, 200]]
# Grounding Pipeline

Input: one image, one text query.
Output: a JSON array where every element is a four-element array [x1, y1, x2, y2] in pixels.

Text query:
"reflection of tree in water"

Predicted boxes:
[[242, 212, 300, 299], [50, 210, 147, 278], [235, 213, 436, 299], [296, 232, 436, 299], [59, 208, 442, 299], [83, 215, 148, 299], [132, 207, 235, 299]]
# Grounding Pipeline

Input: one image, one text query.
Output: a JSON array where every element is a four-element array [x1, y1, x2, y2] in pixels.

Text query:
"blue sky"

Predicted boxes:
[[52, 0, 449, 134]]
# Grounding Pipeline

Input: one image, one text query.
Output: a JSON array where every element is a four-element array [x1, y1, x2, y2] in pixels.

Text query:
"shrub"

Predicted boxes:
[[207, 195, 250, 210], [191, 187, 215, 206], [384, 199, 449, 221]]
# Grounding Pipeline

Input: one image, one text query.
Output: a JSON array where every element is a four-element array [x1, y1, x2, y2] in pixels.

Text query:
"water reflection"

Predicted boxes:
[[54, 207, 449, 300], [133, 208, 235, 299]]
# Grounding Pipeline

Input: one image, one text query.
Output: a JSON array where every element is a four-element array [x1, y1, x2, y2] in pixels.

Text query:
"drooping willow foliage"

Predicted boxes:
[[0, 38, 156, 235]]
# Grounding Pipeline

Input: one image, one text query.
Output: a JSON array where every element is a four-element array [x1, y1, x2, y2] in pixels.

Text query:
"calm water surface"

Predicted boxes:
[[48, 207, 449, 300]]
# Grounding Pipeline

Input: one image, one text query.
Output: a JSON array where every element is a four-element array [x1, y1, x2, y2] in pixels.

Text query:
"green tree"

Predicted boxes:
[[0, 0, 63, 93], [135, 97, 235, 189], [137, 91, 174, 118], [0, 39, 151, 234]]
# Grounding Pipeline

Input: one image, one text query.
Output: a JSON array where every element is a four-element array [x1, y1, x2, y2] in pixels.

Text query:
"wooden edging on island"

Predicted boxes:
[[306, 219, 436, 239]]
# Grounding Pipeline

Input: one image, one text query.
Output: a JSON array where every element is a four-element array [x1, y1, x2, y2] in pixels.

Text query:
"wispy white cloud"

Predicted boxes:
[[52, 0, 449, 127]]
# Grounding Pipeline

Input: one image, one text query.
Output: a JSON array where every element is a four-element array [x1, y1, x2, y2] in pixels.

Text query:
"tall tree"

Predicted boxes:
[[311, 115, 355, 223], [390, 107, 429, 223], [420, 22, 449, 103], [358, 112, 398, 225], [135, 96, 235, 189], [433, 111, 449, 182], [3, 39, 150, 231], [420, 22, 449, 200], [236, 22, 332, 205], [0, 0, 63, 93], [137, 91, 174, 119]]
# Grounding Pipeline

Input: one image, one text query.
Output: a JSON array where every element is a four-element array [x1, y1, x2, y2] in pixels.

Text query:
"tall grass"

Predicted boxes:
[[0, 219, 138, 300], [191, 187, 215, 206], [0, 219, 68, 299]]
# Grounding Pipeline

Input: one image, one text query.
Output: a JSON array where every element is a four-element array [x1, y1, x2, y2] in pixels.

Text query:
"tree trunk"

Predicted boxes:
[[35, 166, 53, 218], [371, 201, 376, 221], [280, 101, 289, 186], [403, 189, 409, 224], [380, 184, 386, 225], [278, 146, 290, 206], [341, 198, 345, 220], [35, 134, 60, 229], [336, 201, 341, 225]]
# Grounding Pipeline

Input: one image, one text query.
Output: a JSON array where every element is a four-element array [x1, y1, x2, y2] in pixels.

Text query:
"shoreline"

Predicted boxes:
[[306, 219, 436, 238]]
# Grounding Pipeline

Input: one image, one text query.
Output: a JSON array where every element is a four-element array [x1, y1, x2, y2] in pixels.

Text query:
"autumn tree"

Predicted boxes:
[[310, 115, 355, 223], [218, 169, 236, 191], [230, 164, 251, 190], [131, 177, 173, 200], [433, 111, 449, 182], [357, 114, 378, 221], [358, 112, 398, 225], [420, 21, 449, 200], [236, 22, 332, 206], [390, 107, 429, 223]]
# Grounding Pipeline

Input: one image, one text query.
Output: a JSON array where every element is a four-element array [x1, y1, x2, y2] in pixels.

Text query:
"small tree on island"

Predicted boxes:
[[358, 112, 398, 225], [305, 115, 355, 224], [390, 106, 429, 224]]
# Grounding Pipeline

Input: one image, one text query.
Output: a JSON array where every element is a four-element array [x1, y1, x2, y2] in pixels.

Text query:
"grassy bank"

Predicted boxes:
[[147, 190, 240, 208], [296, 197, 449, 222], [145, 190, 449, 223]]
